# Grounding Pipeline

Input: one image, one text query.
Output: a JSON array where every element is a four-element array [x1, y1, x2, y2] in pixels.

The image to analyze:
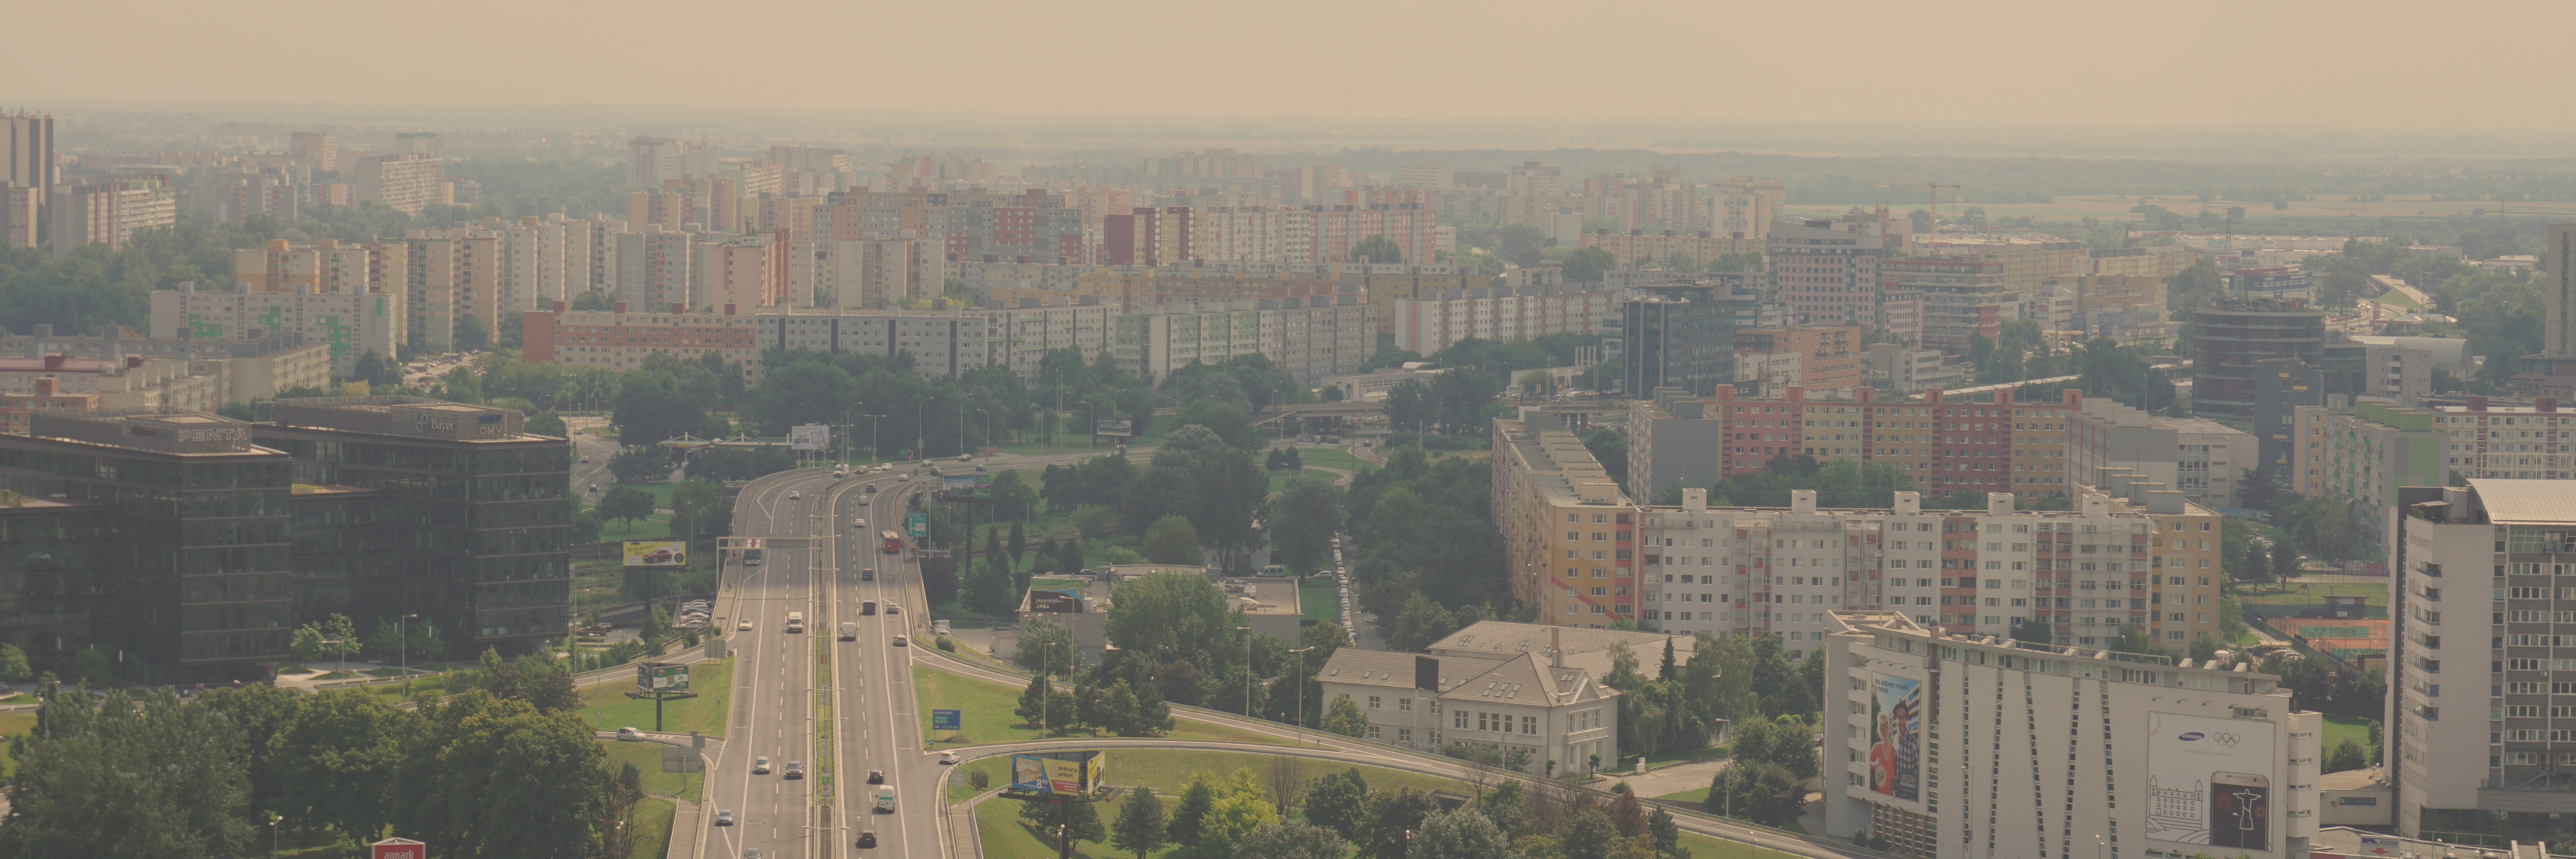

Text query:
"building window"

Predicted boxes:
[[1369, 724, 1381, 740], [1455, 710, 1468, 729], [1523, 716, 1538, 735], [1368, 696, 1380, 709], [1398, 698, 1412, 712]]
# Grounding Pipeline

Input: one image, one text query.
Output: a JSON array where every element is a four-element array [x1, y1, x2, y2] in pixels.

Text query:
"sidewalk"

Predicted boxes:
[[664, 797, 699, 859]]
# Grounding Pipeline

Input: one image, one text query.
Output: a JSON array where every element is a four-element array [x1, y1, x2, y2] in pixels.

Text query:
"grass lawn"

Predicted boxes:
[[1295, 447, 1371, 473], [1301, 584, 1341, 623], [597, 512, 676, 542], [625, 796, 675, 859], [599, 739, 708, 802], [0, 711, 32, 777], [1267, 468, 1344, 493], [580, 659, 735, 737], [1680, 829, 1808, 859], [912, 667, 1289, 748], [2322, 714, 2374, 755], [1659, 786, 1711, 805], [2376, 289, 2427, 311]]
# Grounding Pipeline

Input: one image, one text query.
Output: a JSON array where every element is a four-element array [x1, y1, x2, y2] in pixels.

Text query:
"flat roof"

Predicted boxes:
[[2472, 479, 2576, 525]]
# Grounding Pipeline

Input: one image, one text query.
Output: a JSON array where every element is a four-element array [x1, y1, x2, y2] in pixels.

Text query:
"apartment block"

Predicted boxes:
[[1820, 610, 2316, 859], [152, 280, 397, 378], [1884, 256, 2018, 352], [0, 376, 97, 434], [608, 225, 697, 313], [1492, 417, 1638, 628], [1111, 297, 1368, 383], [50, 177, 175, 256], [2069, 396, 2258, 509], [1733, 327, 1866, 394], [1913, 235, 2088, 295], [524, 303, 1003, 381], [1578, 228, 1764, 269], [2385, 480, 2576, 842], [1390, 284, 1618, 356], [983, 299, 1115, 378], [179, 168, 298, 226], [2348, 335, 2474, 399], [1640, 480, 2222, 661], [5, 112, 61, 197], [1768, 220, 1885, 328], [628, 136, 714, 187], [1696, 385, 2079, 494], [1865, 343, 1964, 394], [2290, 396, 2443, 558], [494, 216, 568, 313], [1, 184, 36, 249], [289, 132, 337, 171], [1625, 389, 1730, 501], [349, 154, 448, 215], [693, 232, 789, 310], [0, 327, 331, 406]]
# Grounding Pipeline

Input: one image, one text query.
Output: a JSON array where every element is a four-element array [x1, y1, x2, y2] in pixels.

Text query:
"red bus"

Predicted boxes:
[[881, 530, 902, 554]]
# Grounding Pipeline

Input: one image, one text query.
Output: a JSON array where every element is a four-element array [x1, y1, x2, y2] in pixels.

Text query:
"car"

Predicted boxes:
[[738, 620, 753, 631], [745, 850, 761, 859], [715, 810, 734, 826], [974, 464, 986, 473], [939, 751, 958, 765], [893, 635, 909, 647], [615, 726, 642, 740], [579, 456, 590, 463], [641, 547, 677, 564], [857, 832, 877, 849], [788, 491, 800, 500], [957, 453, 972, 462], [753, 757, 772, 774], [784, 762, 804, 780], [863, 483, 878, 493], [886, 604, 901, 615], [852, 518, 866, 528], [867, 769, 885, 784]]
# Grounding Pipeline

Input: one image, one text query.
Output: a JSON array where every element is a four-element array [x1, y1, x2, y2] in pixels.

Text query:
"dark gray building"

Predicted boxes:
[[1620, 283, 1747, 397], [2190, 297, 2327, 420]]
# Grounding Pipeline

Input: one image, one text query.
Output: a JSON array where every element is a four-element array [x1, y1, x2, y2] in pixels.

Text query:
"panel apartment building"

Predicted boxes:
[[1492, 416, 1640, 627], [150, 280, 399, 378], [2068, 395, 2259, 510], [1636, 481, 2223, 655], [1631, 385, 2080, 498]]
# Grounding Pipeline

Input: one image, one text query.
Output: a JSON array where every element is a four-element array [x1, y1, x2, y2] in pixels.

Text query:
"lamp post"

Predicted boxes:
[[1237, 626, 1253, 718], [399, 613, 419, 702], [975, 408, 991, 457], [1288, 646, 1315, 746], [861, 414, 885, 463], [917, 395, 935, 461], [270, 814, 285, 859]]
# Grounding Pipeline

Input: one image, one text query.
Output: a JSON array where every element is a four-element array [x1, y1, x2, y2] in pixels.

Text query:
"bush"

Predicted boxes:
[[969, 770, 990, 790], [936, 637, 957, 652]]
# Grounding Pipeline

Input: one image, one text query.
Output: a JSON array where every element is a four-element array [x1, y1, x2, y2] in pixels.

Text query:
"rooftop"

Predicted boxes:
[[2468, 479, 2576, 525]]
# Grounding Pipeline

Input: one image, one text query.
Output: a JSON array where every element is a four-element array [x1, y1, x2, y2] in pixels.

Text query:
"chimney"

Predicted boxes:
[[1415, 655, 1440, 692], [1550, 627, 1563, 668], [2470, 396, 2488, 411]]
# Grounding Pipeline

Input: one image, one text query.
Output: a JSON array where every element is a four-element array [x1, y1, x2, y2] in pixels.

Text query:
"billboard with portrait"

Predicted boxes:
[[1866, 673, 1922, 801], [623, 541, 688, 567], [2146, 712, 2275, 851], [790, 424, 829, 451]]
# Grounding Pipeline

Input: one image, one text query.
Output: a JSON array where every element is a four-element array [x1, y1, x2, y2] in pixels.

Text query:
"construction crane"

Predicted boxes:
[[1880, 181, 1961, 247]]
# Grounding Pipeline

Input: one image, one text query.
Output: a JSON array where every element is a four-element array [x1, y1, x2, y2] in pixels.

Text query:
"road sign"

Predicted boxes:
[[659, 746, 704, 773], [1093, 417, 1136, 437], [636, 662, 689, 692], [907, 512, 927, 536], [932, 709, 961, 731], [789, 424, 829, 451]]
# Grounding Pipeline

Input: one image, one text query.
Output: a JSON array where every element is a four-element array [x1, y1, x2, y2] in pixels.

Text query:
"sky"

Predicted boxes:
[[14, 0, 2570, 131]]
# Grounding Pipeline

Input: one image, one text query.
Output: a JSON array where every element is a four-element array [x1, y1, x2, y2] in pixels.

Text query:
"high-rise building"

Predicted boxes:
[[394, 131, 444, 160], [1, 183, 37, 249], [180, 168, 298, 226], [2191, 298, 2329, 420], [2385, 480, 2576, 842], [1689, 385, 2079, 494], [350, 153, 448, 215], [1620, 282, 1742, 396], [1390, 283, 1618, 356], [2289, 396, 2444, 559], [151, 280, 399, 378], [289, 131, 336, 172], [2230, 267, 2314, 302], [49, 177, 175, 257], [629, 136, 712, 187], [1884, 256, 2018, 352], [1111, 297, 1368, 383], [1577, 228, 1764, 269], [1732, 326, 1867, 394], [608, 225, 698, 312], [693, 232, 789, 310], [1768, 220, 1885, 328], [1819, 609, 2318, 859]]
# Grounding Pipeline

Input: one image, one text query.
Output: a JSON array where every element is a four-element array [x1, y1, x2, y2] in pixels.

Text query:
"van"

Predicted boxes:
[[839, 622, 857, 641], [861, 601, 876, 616], [785, 612, 805, 633], [861, 568, 875, 582], [833, 465, 848, 479], [873, 784, 896, 812]]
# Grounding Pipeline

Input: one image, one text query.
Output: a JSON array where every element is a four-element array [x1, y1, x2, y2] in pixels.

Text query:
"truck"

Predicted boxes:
[[873, 784, 896, 812], [838, 622, 857, 641], [785, 612, 805, 633]]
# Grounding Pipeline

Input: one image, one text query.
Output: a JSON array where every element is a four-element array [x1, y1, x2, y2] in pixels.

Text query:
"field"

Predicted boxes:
[[580, 659, 735, 737], [598, 738, 708, 802], [2322, 714, 2374, 757], [624, 797, 674, 859], [911, 666, 1289, 748], [1301, 583, 1342, 623], [960, 748, 1803, 859]]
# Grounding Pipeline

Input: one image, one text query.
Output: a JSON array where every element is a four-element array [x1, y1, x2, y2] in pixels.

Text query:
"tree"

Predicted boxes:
[[2272, 538, 2303, 579], [1408, 808, 1518, 859], [1385, 379, 1434, 433], [1704, 762, 1805, 828], [596, 484, 656, 530], [606, 448, 671, 484], [519, 659, 581, 713], [0, 643, 31, 682], [1102, 572, 1242, 668], [271, 690, 414, 841], [292, 612, 361, 668], [1302, 767, 1371, 839], [1355, 789, 1436, 859], [1563, 247, 1616, 283], [1350, 234, 1405, 265], [1022, 796, 1106, 847], [0, 688, 256, 858], [453, 313, 492, 351], [1236, 819, 1352, 859], [1322, 694, 1370, 738], [1016, 672, 1053, 728], [1647, 808, 1681, 859], [1199, 770, 1283, 855], [352, 349, 403, 388], [390, 690, 608, 859], [1172, 399, 1258, 449], [1560, 807, 1620, 859], [1168, 777, 1216, 850], [1014, 618, 1079, 676], [1141, 515, 1206, 566], [197, 683, 303, 820], [2327, 738, 2369, 772], [2010, 616, 2054, 645], [1112, 786, 1168, 858]]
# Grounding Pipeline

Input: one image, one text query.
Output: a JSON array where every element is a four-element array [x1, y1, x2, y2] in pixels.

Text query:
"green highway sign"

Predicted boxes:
[[907, 512, 927, 536]]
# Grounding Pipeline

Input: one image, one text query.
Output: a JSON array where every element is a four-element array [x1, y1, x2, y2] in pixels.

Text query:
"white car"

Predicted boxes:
[[737, 620, 753, 631], [616, 726, 642, 740], [852, 518, 866, 528], [788, 491, 800, 500], [939, 751, 958, 765]]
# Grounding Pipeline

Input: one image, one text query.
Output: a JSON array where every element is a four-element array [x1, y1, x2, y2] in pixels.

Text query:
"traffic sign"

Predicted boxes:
[[932, 709, 961, 731], [907, 512, 927, 536]]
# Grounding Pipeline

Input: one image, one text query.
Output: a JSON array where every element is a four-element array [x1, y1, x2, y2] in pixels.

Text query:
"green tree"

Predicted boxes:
[[0, 643, 32, 682], [1355, 789, 1436, 859], [2272, 538, 2303, 579], [2011, 616, 2054, 645], [390, 690, 609, 859], [1199, 770, 1282, 855], [1236, 819, 1351, 859], [1101, 571, 1242, 668], [0, 688, 256, 858], [1321, 694, 1370, 738], [1168, 777, 1216, 850], [2327, 738, 2369, 772], [271, 689, 415, 842], [1350, 235, 1405, 265], [1015, 672, 1053, 728], [1141, 515, 1204, 565], [1111, 786, 1168, 859], [198, 683, 304, 820], [1704, 761, 1807, 828], [1647, 807, 1682, 859], [453, 314, 492, 351], [1021, 795, 1107, 846], [352, 349, 403, 388], [1558, 807, 1619, 859], [1014, 618, 1079, 676], [1302, 767, 1371, 839], [1408, 808, 1516, 859], [1563, 247, 1616, 283], [1384, 379, 1434, 433], [596, 484, 656, 531]]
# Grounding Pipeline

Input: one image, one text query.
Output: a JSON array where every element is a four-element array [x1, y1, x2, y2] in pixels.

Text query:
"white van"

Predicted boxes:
[[785, 612, 805, 633]]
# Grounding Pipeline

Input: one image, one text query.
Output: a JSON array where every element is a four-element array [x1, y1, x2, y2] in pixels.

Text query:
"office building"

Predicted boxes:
[[1819, 609, 2317, 859], [525, 302, 991, 381], [2289, 396, 2443, 558], [2191, 299, 2328, 421], [1318, 626, 1628, 775], [1769, 220, 1886, 328], [1491, 417, 1637, 628], [349, 154, 448, 216], [1885, 256, 2018, 352], [2068, 396, 2259, 509], [1865, 343, 1964, 394], [50, 177, 175, 257], [1390, 284, 1617, 356], [1625, 389, 1730, 501], [1733, 327, 1867, 394], [1621, 282, 1742, 397], [149, 280, 398, 378], [1912, 235, 2089, 295], [2382, 480, 2576, 842]]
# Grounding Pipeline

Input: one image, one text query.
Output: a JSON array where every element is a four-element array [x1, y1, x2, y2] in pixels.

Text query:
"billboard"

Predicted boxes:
[[1007, 751, 1105, 796], [2146, 711, 2275, 851], [371, 839, 427, 859], [1866, 673, 1921, 802], [623, 541, 688, 567], [637, 662, 690, 692], [790, 424, 830, 451], [1093, 417, 1136, 437]]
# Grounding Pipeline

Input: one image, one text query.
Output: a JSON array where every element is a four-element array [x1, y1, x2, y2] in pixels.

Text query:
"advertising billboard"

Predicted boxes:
[[623, 541, 688, 567], [1093, 417, 1136, 437], [789, 424, 830, 451], [637, 662, 690, 692], [2146, 711, 2274, 851], [371, 839, 427, 859], [1007, 751, 1104, 796], [1866, 673, 1921, 801]]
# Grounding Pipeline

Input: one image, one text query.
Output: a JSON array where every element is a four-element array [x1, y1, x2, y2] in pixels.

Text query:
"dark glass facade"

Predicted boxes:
[[0, 502, 122, 666]]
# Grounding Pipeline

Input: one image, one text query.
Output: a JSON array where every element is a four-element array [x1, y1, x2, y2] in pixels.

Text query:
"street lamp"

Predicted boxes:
[[975, 408, 991, 457], [1288, 646, 1315, 746], [916, 395, 936, 461], [399, 614, 420, 702], [270, 814, 285, 859], [861, 414, 885, 462], [1237, 626, 1253, 718]]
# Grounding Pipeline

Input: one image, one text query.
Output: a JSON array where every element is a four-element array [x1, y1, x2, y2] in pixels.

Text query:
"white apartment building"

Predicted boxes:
[[350, 153, 449, 215], [495, 216, 568, 314], [2386, 480, 2576, 843], [1637, 483, 2223, 658], [49, 177, 174, 257], [149, 281, 397, 378], [1112, 298, 1370, 384], [2069, 396, 2259, 509], [1318, 625, 1628, 777], [1389, 285, 1618, 356], [2421, 398, 2574, 481], [1820, 610, 2319, 859], [790, 237, 946, 309], [609, 225, 699, 311]]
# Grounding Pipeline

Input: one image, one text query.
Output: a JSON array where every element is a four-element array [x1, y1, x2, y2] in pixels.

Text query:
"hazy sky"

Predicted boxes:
[[15, 0, 2567, 131]]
